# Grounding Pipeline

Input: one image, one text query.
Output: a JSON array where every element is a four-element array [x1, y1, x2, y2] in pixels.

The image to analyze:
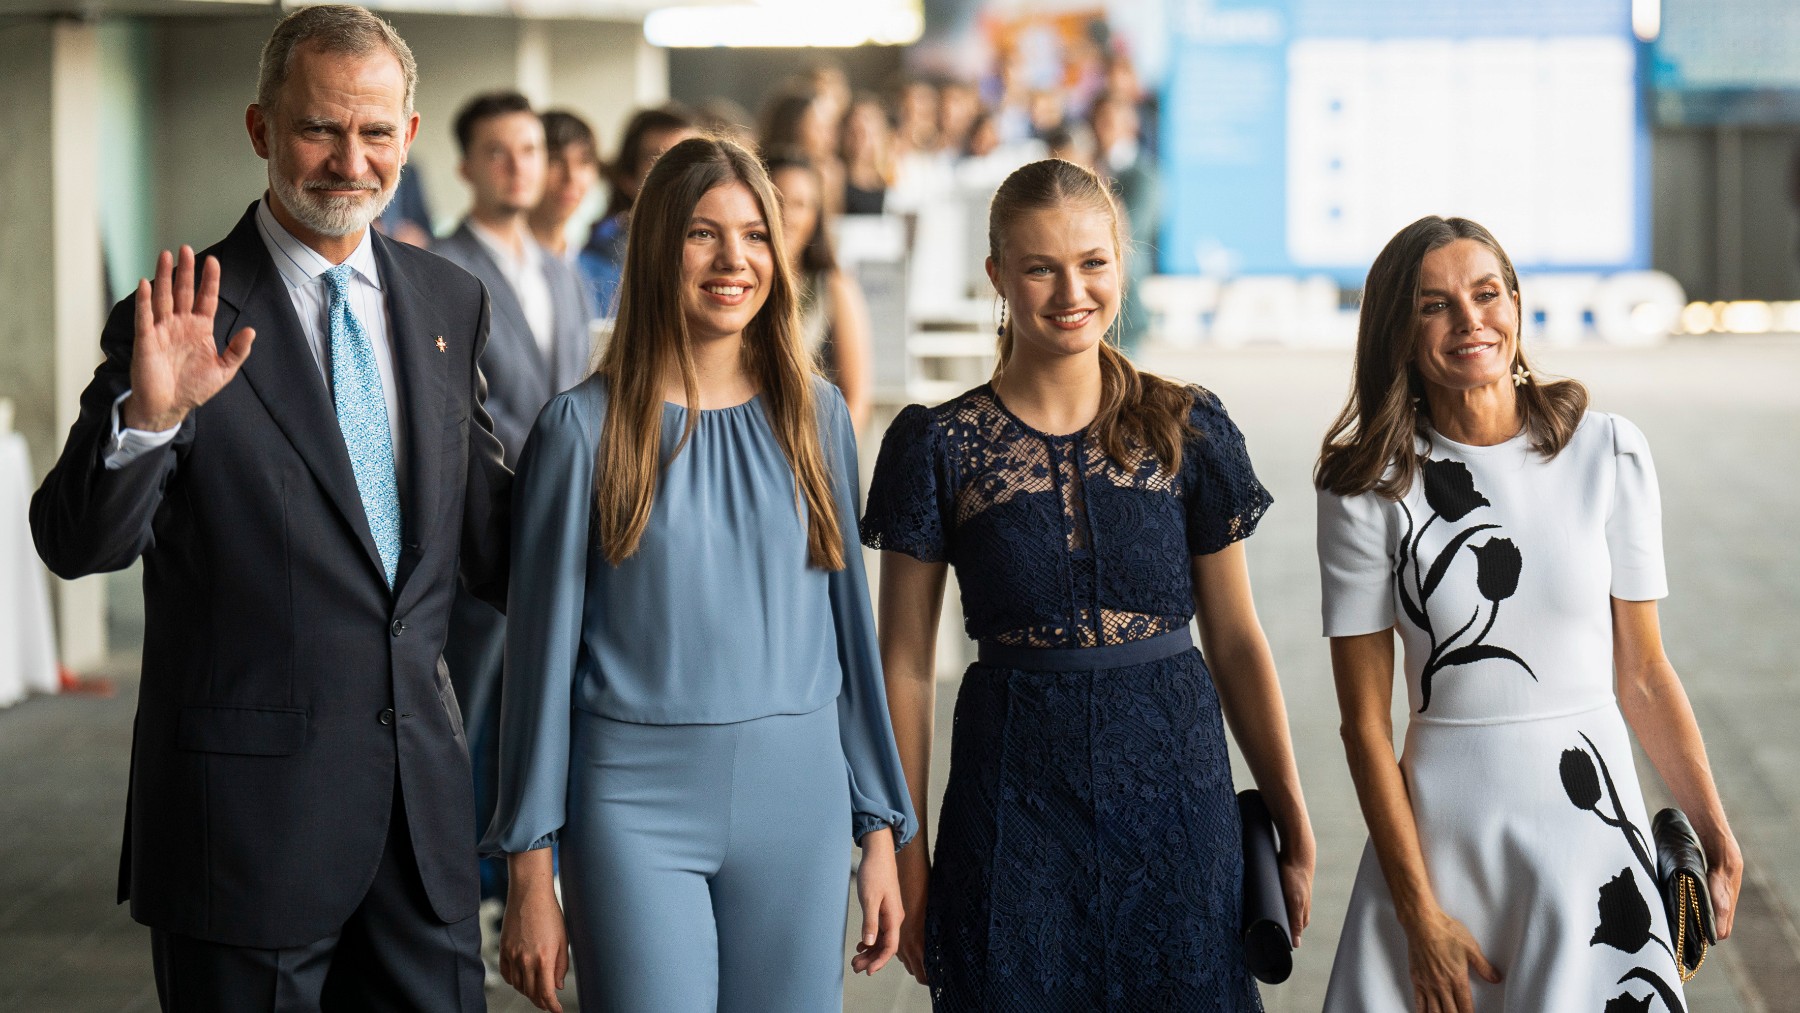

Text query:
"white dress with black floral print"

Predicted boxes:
[[1317, 412, 1686, 1013]]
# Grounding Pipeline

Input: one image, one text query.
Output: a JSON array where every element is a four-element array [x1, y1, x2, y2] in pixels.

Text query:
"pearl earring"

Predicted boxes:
[[1513, 364, 1531, 387]]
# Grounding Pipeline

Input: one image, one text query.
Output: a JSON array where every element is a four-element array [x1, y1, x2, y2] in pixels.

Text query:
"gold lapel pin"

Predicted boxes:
[[435, 335, 447, 353]]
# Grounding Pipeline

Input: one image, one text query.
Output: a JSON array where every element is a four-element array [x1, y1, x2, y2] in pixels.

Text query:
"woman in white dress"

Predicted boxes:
[[1314, 216, 1742, 1013]]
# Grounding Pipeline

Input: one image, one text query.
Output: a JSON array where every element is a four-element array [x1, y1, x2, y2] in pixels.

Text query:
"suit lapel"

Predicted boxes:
[[375, 232, 446, 605], [545, 256, 592, 392], [218, 206, 387, 585], [454, 223, 551, 391]]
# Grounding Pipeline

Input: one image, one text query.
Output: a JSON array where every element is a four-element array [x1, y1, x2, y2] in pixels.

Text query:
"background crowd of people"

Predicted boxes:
[[376, 49, 1168, 381]]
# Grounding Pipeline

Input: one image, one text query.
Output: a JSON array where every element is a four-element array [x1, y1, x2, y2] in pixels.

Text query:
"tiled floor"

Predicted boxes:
[[3, 339, 1794, 1011]]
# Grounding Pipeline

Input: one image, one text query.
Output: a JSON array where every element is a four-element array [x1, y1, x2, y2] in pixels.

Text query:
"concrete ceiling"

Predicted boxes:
[[0, 0, 683, 19], [0, 0, 277, 15]]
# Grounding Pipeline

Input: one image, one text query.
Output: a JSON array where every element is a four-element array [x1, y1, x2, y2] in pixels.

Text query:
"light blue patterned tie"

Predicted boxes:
[[324, 264, 401, 588]]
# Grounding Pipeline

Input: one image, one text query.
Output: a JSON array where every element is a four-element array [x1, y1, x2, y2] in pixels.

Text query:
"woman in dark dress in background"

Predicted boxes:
[[862, 158, 1315, 1011]]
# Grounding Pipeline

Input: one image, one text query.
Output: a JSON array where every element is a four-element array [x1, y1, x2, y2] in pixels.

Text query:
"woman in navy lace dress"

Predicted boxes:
[[861, 159, 1316, 1011]]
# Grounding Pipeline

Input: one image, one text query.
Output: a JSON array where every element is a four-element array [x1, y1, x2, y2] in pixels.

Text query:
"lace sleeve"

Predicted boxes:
[[1183, 389, 1273, 555], [860, 404, 949, 562]]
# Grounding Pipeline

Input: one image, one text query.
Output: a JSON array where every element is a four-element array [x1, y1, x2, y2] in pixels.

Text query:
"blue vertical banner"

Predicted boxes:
[[1161, 0, 1292, 276]]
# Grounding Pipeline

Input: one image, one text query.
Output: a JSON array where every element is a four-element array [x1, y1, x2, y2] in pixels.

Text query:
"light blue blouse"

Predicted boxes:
[[480, 374, 917, 854]]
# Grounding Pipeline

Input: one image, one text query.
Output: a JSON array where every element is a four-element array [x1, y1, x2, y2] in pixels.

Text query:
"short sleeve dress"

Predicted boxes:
[[1317, 412, 1687, 1012], [862, 383, 1271, 1012]]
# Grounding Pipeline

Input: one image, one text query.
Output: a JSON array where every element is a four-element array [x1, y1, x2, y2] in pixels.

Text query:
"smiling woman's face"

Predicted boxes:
[[678, 181, 775, 345], [1412, 238, 1521, 400], [988, 206, 1120, 363]]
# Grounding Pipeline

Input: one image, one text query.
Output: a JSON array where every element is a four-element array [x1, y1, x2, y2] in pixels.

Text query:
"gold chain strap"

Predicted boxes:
[[1675, 873, 1708, 982]]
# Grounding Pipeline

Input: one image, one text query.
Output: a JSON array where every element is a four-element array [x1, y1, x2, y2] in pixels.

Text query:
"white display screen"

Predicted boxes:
[[1160, 0, 1647, 280]]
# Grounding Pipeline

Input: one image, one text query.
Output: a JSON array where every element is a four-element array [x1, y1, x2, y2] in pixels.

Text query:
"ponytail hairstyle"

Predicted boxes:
[[987, 158, 1197, 474], [1314, 215, 1588, 499], [594, 135, 845, 571]]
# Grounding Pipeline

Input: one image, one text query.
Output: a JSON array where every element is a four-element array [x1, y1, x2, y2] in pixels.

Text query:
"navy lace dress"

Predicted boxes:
[[862, 383, 1271, 1012]]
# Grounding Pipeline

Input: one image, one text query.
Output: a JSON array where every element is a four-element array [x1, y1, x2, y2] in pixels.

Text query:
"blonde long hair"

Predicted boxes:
[[594, 136, 845, 570], [1314, 215, 1588, 499], [988, 158, 1196, 473]]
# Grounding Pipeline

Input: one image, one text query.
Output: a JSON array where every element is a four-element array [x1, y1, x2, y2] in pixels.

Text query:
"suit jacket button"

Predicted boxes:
[[379, 708, 395, 726], [391, 619, 405, 637]]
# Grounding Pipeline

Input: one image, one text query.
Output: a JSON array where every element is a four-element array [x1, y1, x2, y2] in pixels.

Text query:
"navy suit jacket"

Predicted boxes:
[[30, 203, 512, 948], [431, 222, 592, 465]]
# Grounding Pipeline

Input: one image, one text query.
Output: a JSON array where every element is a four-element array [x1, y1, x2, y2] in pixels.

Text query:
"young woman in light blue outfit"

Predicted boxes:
[[480, 136, 916, 1013]]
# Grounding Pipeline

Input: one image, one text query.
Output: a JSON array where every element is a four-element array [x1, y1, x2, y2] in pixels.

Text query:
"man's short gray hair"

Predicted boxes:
[[257, 4, 418, 116]]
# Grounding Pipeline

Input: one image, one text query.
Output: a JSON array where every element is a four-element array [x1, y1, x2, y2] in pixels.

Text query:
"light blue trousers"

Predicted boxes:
[[562, 704, 852, 1012]]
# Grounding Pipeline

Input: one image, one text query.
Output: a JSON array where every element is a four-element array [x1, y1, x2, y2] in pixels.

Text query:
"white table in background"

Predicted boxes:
[[0, 432, 58, 708]]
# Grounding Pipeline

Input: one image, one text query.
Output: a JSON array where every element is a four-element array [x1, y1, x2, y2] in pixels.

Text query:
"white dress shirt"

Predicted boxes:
[[106, 199, 406, 479], [465, 218, 555, 360]]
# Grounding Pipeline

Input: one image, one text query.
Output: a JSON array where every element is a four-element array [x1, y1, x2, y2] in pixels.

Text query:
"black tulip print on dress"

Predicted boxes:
[[1564, 734, 1688, 1013], [1422, 454, 1490, 520], [1561, 734, 1656, 882], [1561, 746, 1605, 812], [1395, 459, 1536, 711], [1591, 868, 1672, 962], [1471, 537, 1522, 601], [1612, 969, 1687, 1013]]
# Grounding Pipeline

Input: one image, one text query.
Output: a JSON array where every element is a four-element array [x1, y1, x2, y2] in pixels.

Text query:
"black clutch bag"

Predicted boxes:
[[1652, 807, 1715, 980], [1237, 789, 1293, 985]]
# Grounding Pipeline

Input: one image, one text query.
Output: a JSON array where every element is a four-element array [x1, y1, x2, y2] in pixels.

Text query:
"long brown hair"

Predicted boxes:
[[595, 136, 845, 570], [1314, 215, 1588, 499], [988, 158, 1196, 474]]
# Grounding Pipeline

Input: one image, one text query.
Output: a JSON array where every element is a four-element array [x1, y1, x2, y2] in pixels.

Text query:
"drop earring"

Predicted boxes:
[[996, 300, 1007, 337]]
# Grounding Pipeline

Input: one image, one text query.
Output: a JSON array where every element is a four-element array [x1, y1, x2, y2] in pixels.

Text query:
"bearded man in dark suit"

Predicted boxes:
[[31, 5, 509, 1009]]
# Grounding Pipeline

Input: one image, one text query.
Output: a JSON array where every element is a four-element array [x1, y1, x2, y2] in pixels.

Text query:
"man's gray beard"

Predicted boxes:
[[268, 161, 399, 239]]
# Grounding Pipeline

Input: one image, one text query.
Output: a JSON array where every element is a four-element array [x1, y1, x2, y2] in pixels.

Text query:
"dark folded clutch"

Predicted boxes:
[[1237, 789, 1292, 984], [1653, 807, 1716, 980]]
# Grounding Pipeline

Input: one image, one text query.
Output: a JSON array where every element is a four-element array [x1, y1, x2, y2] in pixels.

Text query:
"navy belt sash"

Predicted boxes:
[[975, 627, 1194, 672]]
